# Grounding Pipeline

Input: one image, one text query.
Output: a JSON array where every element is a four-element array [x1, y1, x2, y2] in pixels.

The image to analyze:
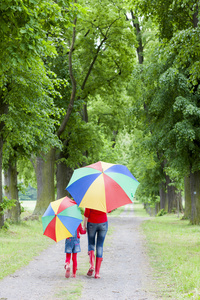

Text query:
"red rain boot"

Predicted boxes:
[[94, 257, 103, 279], [87, 250, 95, 276], [65, 253, 71, 278], [72, 253, 77, 278]]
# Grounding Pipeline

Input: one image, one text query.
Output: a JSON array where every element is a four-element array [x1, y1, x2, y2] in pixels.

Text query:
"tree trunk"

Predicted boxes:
[[155, 202, 160, 214], [0, 99, 8, 227], [4, 160, 21, 222], [183, 175, 191, 219], [166, 175, 175, 212], [175, 190, 183, 217], [192, 4, 198, 28], [56, 160, 73, 199], [0, 137, 4, 227], [159, 181, 167, 211], [190, 170, 200, 225], [166, 175, 182, 213], [33, 148, 56, 215]]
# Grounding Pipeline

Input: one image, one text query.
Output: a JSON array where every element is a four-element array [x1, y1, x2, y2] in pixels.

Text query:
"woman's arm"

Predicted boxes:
[[83, 216, 88, 231]]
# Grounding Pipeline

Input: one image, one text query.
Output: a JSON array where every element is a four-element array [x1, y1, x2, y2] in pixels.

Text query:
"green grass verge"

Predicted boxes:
[[109, 206, 124, 216], [142, 214, 200, 299], [0, 210, 53, 280], [132, 201, 151, 217]]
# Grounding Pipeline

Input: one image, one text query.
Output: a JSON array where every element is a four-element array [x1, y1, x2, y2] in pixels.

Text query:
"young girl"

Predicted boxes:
[[64, 223, 86, 278]]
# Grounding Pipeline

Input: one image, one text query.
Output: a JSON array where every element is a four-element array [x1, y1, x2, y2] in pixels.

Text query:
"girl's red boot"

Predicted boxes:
[[94, 257, 103, 279], [65, 253, 71, 278], [65, 263, 70, 278], [72, 253, 77, 278], [87, 250, 95, 276], [72, 265, 77, 278]]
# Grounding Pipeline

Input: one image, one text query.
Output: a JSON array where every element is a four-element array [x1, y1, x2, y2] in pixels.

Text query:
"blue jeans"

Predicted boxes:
[[65, 237, 81, 253], [87, 222, 108, 258]]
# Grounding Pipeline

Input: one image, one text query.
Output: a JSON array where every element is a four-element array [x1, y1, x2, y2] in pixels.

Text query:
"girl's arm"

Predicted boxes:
[[79, 223, 86, 234]]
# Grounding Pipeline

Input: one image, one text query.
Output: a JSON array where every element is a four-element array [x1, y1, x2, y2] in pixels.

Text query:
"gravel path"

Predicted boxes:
[[0, 204, 164, 300]]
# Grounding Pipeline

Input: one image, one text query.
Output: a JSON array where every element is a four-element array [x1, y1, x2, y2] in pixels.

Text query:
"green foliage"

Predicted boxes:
[[1, 220, 10, 231], [0, 197, 16, 215], [120, 0, 200, 214], [2, 66, 62, 167], [2, 0, 199, 217], [17, 158, 37, 188], [136, 0, 198, 40], [163, 27, 200, 86], [71, 0, 137, 100], [80, 207, 84, 216], [0, 0, 71, 175], [156, 209, 167, 217], [113, 128, 162, 203], [141, 42, 200, 173], [48, 0, 140, 171], [0, 0, 64, 86]]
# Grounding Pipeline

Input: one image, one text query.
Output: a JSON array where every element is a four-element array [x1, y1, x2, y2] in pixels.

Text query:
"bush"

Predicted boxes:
[[0, 197, 16, 215], [156, 209, 167, 217]]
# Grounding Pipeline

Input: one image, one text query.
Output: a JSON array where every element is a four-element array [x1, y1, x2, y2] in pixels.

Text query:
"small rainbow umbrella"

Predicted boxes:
[[42, 196, 82, 242], [66, 161, 140, 213]]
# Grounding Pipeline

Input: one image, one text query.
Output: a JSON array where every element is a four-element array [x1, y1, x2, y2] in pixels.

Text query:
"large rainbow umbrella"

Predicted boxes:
[[66, 161, 140, 213], [42, 196, 82, 242]]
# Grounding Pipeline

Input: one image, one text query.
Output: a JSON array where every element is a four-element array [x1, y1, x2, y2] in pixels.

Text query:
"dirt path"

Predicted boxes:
[[0, 204, 164, 300]]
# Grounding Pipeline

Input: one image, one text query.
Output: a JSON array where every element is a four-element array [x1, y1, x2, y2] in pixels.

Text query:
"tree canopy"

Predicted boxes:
[[1, 0, 200, 225]]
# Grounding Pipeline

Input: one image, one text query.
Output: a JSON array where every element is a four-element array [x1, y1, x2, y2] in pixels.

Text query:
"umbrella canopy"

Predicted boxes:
[[66, 161, 140, 213], [42, 196, 82, 242]]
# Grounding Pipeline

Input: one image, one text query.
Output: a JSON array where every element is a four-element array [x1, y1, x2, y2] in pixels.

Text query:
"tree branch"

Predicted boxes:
[[81, 17, 121, 91], [56, 16, 77, 137], [81, 36, 107, 91], [130, 10, 144, 65]]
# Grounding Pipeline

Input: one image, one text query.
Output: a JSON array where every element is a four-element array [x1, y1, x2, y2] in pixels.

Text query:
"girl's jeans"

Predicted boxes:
[[87, 222, 108, 258]]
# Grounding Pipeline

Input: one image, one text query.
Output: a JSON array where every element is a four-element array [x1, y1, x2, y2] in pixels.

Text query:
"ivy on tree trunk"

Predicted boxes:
[[4, 159, 21, 223]]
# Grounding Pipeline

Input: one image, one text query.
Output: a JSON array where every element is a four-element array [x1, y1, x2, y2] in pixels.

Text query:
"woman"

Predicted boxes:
[[83, 208, 108, 278]]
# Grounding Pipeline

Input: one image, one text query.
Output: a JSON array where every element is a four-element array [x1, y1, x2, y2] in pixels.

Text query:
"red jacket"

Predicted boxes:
[[84, 208, 107, 223]]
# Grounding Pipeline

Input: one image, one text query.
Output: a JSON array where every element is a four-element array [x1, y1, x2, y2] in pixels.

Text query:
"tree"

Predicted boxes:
[[0, 0, 66, 226], [136, 0, 198, 40], [34, 0, 138, 215], [135, 0, 200, 223]]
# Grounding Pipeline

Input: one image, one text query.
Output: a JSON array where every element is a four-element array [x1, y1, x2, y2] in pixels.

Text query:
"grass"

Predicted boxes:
[[126, 202, 200, 299], [0, 203, 53, 280], [132, 201, 151, 217], [55, 280, 84, 300], [142, 213, 200, 299], [109, 206, 124, 216]]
